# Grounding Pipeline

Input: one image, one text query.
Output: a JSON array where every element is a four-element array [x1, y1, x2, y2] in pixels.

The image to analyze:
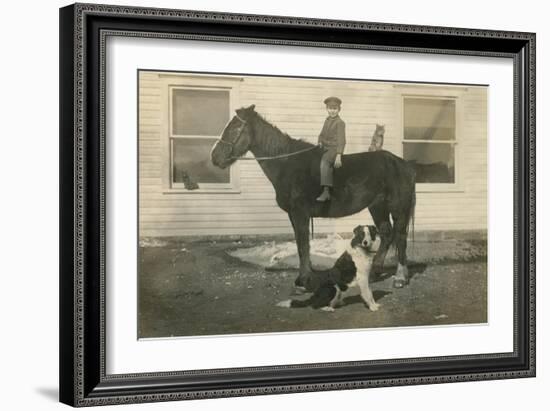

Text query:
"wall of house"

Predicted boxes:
[[138, 71, 487, 237]]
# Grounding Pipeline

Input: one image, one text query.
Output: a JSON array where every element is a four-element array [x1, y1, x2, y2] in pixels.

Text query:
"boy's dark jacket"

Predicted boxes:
[[318, 115, 346, 154]]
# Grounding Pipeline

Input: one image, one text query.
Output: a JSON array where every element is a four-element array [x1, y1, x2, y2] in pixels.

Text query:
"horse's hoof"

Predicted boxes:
[[292, 286, 308, 295], [393, 279, 408, 288], [276, 300, 292, 308], [294, 277, 305, 287], [295, 271, 314, 287]]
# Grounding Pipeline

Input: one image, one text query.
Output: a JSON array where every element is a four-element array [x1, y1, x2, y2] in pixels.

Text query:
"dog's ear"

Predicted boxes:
[[367, 225, 378, 240], [351, 225, 364, 248]]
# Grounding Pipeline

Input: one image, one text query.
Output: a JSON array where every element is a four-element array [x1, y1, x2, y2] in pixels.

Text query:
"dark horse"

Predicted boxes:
[[211, 105, 416, 289]]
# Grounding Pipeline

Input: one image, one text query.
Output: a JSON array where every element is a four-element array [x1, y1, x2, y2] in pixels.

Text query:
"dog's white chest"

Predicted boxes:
[[345, 244, 380, 311], [346, 246, 372, 285]]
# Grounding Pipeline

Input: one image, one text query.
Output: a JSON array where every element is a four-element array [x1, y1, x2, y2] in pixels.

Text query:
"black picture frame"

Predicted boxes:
[[59, 3, 536, 407]]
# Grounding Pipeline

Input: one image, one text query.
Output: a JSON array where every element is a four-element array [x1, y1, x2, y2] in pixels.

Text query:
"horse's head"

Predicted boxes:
[[211, 105, 256, 169]]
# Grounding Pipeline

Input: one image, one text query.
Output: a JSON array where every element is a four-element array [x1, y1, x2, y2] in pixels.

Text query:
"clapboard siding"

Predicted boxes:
[[138, 72, 487, 237], [139, 67, 162, 200]]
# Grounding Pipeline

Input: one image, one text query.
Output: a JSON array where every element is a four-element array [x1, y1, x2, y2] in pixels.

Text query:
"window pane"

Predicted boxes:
[[172, 89, 230, 136], [403, 142, 455, 183], [172, 138, 230, 185], [404, 98, 455, 141]]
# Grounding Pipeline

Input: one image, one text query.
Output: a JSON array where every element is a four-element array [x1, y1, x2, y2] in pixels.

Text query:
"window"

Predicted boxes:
[[170, 87, 233, 190], [402, 97, 457, 186]]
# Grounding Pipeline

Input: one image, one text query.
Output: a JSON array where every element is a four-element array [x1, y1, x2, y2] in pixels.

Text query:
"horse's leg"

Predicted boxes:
[[391, 211, 410, 288], [288, 210, 313, 289], [369, 202, 393, 276]]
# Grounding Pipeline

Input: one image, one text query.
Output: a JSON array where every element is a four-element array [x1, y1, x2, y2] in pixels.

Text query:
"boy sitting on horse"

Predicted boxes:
[[316, 96, 346, 202]]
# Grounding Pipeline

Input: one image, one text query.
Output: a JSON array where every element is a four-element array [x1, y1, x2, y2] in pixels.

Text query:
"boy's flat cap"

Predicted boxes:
[[323, 96, 342, 106]]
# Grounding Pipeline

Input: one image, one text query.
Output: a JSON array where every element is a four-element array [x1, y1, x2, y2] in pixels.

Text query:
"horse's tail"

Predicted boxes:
[[408, 181, 416, 244], [390, 162, 416, 252], [403, 165, 416, 261]]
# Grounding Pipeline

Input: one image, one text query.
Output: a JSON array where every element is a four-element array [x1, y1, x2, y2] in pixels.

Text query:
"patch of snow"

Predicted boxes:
[[139, 238, 168, 248], [228, 234, 349, 269]]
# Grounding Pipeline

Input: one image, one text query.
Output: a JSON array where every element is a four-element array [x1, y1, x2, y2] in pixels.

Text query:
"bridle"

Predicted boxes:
[[215, 113, 318, 161], [215, 113, 248, 157]]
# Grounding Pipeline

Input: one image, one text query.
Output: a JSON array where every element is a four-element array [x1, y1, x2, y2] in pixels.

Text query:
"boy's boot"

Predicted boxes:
[[316, 186, 331, 202]]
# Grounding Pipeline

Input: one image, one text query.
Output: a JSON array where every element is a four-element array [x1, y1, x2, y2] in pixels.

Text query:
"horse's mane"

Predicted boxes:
[[251, 112, 315, 156]]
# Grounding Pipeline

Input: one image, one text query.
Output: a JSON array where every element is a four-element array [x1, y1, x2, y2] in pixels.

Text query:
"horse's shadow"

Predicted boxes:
[[340, 262, 427, 308]]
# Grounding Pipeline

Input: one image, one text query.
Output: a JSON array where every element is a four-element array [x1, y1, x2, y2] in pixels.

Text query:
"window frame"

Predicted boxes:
[[397, 88, 465, 193], [159, 74, 242, 193]]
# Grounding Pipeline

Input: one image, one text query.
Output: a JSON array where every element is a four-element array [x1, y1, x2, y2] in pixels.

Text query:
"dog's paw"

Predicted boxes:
[[276, 300, 292, 308], [320, 306, 336, 312], [368, 302, 381, 312]]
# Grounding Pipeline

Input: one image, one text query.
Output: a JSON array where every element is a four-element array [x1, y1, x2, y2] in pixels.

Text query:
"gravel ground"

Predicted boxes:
[[138, 237, 487, 338]]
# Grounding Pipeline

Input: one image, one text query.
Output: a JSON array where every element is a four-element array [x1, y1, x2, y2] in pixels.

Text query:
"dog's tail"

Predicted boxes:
[[278, 284, 338, 309], [288, 299, 313, 308], [276, 296, 314, 309]]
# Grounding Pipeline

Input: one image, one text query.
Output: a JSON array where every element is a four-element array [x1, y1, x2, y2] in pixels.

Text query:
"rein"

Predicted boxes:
[[234, 145, 318, 161]]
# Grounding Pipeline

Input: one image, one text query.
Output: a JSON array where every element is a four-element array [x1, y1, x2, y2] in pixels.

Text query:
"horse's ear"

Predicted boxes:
[[236, 107, 248, 120], [236, 105, 256, 120]]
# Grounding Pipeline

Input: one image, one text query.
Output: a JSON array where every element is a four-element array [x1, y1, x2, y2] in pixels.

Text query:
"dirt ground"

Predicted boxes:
[[138, 237, 487, 338]]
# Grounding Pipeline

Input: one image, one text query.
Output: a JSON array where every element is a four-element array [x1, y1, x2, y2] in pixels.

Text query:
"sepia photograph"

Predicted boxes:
[[137, 70, 488, 339]]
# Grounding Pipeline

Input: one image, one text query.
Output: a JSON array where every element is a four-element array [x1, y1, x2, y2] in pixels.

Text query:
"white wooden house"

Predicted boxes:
[[138, 71, 487, 239]]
